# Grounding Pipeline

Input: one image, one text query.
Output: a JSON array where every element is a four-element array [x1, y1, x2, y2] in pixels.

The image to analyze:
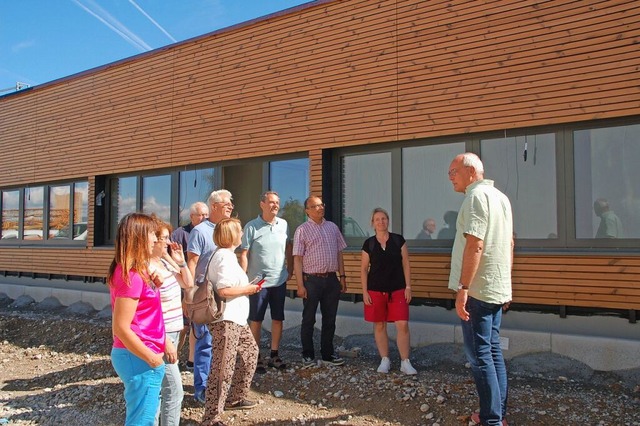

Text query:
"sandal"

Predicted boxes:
[[255, 356, 267, 374], [268, 356, 287, 369]]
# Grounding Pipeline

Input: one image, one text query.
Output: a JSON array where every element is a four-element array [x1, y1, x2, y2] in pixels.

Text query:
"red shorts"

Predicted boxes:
[[364, 289, 409, 323]]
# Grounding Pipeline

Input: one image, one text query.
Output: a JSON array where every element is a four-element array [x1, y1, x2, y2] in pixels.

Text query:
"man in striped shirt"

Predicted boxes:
[[293, 196, 347, 368]]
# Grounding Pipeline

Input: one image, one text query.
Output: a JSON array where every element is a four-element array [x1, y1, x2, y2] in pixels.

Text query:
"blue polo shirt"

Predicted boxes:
[[241, 215, 289, 288]]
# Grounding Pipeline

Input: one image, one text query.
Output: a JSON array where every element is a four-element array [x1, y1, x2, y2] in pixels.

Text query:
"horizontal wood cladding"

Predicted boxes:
[[3, 0, 639, 186], [0, 246, 637, 311]]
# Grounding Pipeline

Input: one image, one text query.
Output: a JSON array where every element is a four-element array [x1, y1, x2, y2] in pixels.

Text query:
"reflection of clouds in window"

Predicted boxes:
[[143, 196, 171, 222], [24, 186, 44, 206], [117, 196, 137, 220], [2, 191, 20, 209]]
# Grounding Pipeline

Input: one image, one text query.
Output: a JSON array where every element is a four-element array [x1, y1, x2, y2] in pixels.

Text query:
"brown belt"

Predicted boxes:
[[304, 272, 336, 278]]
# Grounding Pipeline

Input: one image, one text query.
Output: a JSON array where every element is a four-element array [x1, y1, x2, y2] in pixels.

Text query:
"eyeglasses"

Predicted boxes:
[[216, 202, 234, 209], [307, 203, 325, 210], [157, 236, 170, 242], [448, 166, 468, 177]]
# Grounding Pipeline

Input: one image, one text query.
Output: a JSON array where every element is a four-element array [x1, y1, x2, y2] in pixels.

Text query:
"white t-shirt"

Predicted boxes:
[[206, 248, 249, 326]]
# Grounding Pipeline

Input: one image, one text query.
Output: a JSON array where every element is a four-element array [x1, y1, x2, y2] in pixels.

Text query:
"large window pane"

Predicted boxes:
[[142, 175, 171, 222], [49, 185, 70, 239], [24, 186, 44, 240], [1, 190, 19, 240], [270, 158, 309, 234], [342, 152, 391, 238], [575, 124, 640, 239], [482, 134, 557, 239], [110, 176, 138, 240], [403, 143, 466, 241], [74, 182, 88, 240], [178, 168, 217, 226]]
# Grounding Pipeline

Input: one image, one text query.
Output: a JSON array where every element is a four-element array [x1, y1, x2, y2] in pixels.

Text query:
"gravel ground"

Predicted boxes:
[[0, 294, 639, 426]]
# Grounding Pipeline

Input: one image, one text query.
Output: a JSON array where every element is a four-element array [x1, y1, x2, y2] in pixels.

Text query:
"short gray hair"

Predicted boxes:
[[461, 152, 484, 175], [260, 191, 279, 202], [190, 201, 208, 215], [207, 189, 232, 207]]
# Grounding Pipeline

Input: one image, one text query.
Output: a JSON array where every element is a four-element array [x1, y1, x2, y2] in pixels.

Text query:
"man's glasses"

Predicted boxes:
[[307, 203, 325, 210], [448, 166, 468, 177], [217, 202, 234, 209]]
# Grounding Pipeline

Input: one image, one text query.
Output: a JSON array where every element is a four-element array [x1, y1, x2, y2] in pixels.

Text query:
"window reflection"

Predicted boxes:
[[178, 168, 217, 226], [342, 153, 391, 238], [110, 176, 137, 240], [575, 124, 640, 239], [49, 185, 71, 239], [24, 186, 44, 240], [270, 158, 309, 234], [142, 175, 171, 222], [482, 134, 557, 239], [403, 143, 466, 241], [1, 190, 19, 240], [73, 182, 88, 240]]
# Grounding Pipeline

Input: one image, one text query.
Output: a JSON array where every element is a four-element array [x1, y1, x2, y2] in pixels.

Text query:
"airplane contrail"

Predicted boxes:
[[72, 0, 152, 52], [128, 0, 177, 43]]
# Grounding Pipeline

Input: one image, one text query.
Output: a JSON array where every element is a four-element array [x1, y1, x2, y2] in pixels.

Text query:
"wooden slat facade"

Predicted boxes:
[[1, 0, 639, 312]]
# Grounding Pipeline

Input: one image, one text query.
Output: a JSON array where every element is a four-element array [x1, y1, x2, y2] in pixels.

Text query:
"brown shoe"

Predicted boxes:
[[225, 399, 257, 410]]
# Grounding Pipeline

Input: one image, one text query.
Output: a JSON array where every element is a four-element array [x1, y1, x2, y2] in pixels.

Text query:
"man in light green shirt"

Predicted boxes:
[[447, 152, 513, 426]]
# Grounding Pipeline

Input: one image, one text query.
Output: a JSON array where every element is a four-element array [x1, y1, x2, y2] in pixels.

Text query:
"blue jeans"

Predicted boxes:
[[193, 322, 212, 398], [301, 274, 341, 360], [156, 331, 184, 426], [461, 297, 508, 426], [111, 347, 165, 426]]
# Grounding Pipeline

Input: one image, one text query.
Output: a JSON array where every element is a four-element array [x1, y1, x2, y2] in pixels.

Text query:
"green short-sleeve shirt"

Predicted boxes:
[[448, 179, 513, 304]]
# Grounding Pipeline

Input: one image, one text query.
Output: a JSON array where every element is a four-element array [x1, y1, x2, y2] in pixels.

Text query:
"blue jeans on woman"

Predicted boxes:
[[111, 347, 165, 426], [156, 331, 184, 426], [461, 297, 508, 426]]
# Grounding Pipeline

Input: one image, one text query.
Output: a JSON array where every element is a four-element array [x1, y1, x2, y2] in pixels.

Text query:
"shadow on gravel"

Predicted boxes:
[[2, 358, 115, 391], [2, 381, 124, 425]]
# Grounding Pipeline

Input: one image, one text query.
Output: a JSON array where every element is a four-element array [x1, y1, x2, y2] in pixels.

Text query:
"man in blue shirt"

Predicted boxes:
[[187, 189, 234, 404], [240, 191, 293, 373]]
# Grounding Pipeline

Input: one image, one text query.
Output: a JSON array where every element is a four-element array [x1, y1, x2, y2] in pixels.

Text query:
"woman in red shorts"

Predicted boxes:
[[360, 207, 417, 375]]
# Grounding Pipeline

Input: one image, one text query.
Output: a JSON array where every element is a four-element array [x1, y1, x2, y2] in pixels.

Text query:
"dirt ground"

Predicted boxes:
[[0, 299, 639, 425]]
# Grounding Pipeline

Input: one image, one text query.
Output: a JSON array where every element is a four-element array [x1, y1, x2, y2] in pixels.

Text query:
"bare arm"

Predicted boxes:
[[360, 251, 371, 305], [217, 284, 260, 298], [401, 243, 412, 303], [187, 252, 199, 282], [338, 251, 346, 293], [112, 297, 164, 368], [456, 233, 484, 321], [239, 249, 248, 272], [285, 241, 294, 279], [294, 255, 306, 298]]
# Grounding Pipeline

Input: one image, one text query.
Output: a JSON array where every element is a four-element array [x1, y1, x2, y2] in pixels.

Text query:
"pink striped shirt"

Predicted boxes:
[[293, 218, 346, 273]]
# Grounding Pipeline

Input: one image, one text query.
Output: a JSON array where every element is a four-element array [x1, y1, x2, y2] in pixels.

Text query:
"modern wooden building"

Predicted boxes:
[[1, 0, 639, 321]]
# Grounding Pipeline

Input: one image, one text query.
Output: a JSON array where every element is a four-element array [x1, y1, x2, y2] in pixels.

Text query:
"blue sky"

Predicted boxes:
[[0, 0, 311, 93]]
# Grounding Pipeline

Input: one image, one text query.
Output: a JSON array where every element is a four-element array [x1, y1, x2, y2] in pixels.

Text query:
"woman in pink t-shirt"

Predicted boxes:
[[108, 213, 166, 426]]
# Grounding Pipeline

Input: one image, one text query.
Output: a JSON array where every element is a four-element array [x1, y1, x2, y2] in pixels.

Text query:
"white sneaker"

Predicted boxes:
[[400, 359, 417, 375], [377, 357, 391, 373]]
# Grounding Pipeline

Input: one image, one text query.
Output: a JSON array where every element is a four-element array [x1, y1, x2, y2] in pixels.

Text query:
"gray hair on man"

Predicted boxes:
[[461, 152, 485, 175], [190, 201, 208, 214], [261, 191, 279, 202], [207, 189, 232, 207]]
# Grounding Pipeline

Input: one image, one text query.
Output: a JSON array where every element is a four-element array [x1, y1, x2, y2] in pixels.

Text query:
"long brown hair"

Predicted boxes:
[[107, 212, 157, 286]]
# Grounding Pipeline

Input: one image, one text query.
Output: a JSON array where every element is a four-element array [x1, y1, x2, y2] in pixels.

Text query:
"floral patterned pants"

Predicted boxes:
[[202, 320, 258, 425]]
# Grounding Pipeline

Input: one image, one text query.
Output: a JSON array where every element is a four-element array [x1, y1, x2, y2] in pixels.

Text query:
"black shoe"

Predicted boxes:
[[321, 354, 345, 366], [186, 361, 194, 370], [225, 399, 257, 410], [301, 356, 316, 369], [256, 356, 267, 374]]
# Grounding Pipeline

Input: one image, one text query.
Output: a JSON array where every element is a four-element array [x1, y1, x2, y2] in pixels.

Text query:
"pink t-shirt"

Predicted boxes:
[[110, 264, 165, 354]]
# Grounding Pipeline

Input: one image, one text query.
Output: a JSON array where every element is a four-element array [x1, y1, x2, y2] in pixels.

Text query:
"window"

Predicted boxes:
[[270, 158, 309, 234], [481, 133, 557, 240], [574, 124, 640, 240], [109, 176, 137, 241], [342, 152, 391, 239], [178, 167, 217, 226], [23, 186, 44, 240], [142, 174, 171, 222], [403, 143, 466, 241], [1, 190, 19, 240], [0, 181, 88, 244]]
